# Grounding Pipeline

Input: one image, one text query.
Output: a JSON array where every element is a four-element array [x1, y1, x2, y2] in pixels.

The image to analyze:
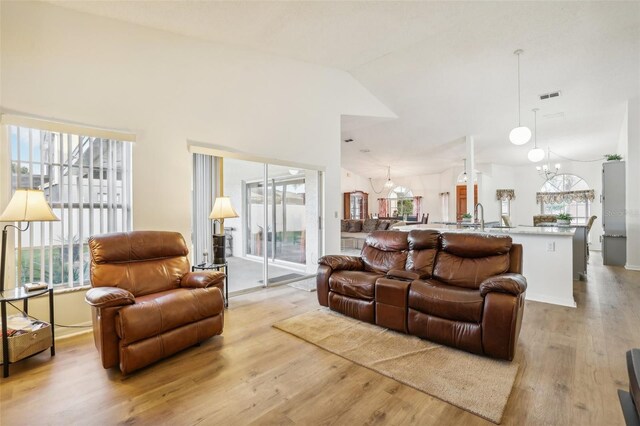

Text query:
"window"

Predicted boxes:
[[539, 174, 591, 224], [7, 123, 133, 288], [500, 199, 511, 217], [388, 186, 413, 217]]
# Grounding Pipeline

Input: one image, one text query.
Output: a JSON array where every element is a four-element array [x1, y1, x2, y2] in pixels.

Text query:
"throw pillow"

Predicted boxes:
[[377, 220, 389, 230], [347, 220, 362, 232], [362, 218, 378, 233], [341, 220, 349, 232]]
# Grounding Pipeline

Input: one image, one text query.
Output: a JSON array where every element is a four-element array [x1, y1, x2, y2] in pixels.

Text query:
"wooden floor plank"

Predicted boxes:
[[1, 253, 637, 425]]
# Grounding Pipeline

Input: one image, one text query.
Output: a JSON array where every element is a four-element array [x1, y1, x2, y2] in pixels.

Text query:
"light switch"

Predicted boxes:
[[547, 242, 555, 252]]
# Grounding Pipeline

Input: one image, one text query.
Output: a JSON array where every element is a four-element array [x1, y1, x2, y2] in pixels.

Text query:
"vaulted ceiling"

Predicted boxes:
[[51, 1, 640, 178]]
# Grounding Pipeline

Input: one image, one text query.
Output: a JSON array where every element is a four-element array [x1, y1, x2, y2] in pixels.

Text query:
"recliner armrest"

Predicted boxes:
[[318, 255, 364, 271], [181, 271, 225, 289], [479, 273, 527, 297], [85, 287, 135, 308]]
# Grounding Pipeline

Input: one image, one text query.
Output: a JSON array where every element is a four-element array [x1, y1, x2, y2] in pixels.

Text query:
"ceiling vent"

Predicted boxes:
[[539, 91, 561, 100]]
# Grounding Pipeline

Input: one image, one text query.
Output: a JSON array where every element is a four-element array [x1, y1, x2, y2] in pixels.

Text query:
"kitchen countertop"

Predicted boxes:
[[395, 224, 576, 236]]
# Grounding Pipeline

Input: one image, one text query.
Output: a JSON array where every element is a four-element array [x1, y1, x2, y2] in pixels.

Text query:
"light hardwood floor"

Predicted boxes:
[[1, 253, 638, 425]]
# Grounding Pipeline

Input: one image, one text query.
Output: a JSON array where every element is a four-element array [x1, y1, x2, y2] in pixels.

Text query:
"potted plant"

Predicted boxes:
[[605, 154, 623, 161], [556, 213, 572, 225], [462, 213, 473, 222]]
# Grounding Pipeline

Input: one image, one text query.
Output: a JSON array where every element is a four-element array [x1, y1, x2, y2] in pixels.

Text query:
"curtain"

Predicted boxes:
[[440, 192, 449, 222], [496, 189, 516, 201], [536, 189, 595, 204], [413, 196, 422, 217], [192, 154, 220, 265], [378, 198, 388, 217]]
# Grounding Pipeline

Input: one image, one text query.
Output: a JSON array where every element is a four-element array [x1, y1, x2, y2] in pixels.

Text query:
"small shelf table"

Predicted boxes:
[[1, 285, 55, 378], [192, 262, 229, 308]]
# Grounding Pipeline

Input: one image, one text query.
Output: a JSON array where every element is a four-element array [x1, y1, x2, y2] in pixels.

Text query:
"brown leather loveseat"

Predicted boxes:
[[85, 231, 225, 374], [317, 230, 527, 360]]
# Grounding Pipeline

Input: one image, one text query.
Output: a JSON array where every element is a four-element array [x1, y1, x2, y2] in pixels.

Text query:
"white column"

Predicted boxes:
[[466, 135, 475, 216], [626, 96, 640, 270]]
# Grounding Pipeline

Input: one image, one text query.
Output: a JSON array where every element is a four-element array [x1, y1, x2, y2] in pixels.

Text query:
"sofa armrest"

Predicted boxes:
[[387, 269, 422, 281], [318, 255, 364, 271], [181, 271, 225, 289], [85, 287, 135, 308], [479, 273, 527, 297]]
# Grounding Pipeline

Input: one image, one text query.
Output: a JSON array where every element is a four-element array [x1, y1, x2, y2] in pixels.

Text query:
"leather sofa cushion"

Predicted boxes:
[[408, 308, 483, 355], [441, 232, 512, 258], [433, 252, 510, 289], [329, 270, 381, 300], [329, 292, 375, 323], [361, 231, 409, 274], [408, 279, 484, 323], [408, 230, 440, 250], [90, 256, 190, 297], [89, 231, 189, 264], [115, 287, 223, 345]]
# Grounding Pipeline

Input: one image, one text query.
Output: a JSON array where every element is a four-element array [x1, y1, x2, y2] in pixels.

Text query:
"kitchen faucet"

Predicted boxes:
[[474, 203, 485, 232]]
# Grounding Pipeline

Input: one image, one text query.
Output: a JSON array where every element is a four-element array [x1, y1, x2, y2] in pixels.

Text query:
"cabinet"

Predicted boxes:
[[602, 161, 626, 266], [343, 191, 368, 219]]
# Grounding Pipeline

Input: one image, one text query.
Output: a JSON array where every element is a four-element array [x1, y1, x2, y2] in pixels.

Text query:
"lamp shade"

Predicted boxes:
[[527, 147, 545, 162], [509, 126, 532, 145], [0, 189, 59, 222], [209, 196, 239, 220]]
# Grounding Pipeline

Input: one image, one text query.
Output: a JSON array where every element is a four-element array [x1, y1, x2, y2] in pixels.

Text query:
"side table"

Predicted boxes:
[[1, 285, 55, 378], [192, 262, 229, 308]]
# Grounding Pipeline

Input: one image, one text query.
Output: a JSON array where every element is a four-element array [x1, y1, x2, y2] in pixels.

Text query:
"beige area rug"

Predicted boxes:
[[273, 308, 518, 424]]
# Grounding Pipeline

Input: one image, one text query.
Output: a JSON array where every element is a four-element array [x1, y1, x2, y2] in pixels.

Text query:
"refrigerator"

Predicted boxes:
[[602, 161, 626, 266]]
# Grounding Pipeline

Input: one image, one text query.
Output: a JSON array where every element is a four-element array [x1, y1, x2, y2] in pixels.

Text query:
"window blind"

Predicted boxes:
[[6, 124, 133, 287]]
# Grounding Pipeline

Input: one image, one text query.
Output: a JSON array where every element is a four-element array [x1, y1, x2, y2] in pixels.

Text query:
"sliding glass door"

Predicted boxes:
[[214, 158, 321, 293]]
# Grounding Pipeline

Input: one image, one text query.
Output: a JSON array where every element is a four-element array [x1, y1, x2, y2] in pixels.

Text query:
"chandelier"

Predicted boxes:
[[509, 49, 532, 145], [369, 166, 395, 194], [536, 147, 561, 179]]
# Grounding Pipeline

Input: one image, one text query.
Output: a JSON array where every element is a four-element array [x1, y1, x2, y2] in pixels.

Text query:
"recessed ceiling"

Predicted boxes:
[[49, 1, 640, 179]]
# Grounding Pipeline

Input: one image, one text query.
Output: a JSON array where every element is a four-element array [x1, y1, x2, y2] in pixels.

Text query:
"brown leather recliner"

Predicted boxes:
[[317, 230, 527, 361], [85, 231, 225, 374]]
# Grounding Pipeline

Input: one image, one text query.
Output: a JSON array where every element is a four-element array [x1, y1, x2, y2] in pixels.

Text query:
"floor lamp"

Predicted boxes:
[[209, 196, 239, 265], [0, 189, 59, 292]]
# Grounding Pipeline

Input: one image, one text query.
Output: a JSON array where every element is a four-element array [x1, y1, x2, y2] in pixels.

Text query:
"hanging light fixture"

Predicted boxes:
[[536, 147, 561, 179], [383, 166, 394, 188], [509, 49, 532, 145], [527, 108, 545, 162], [462, 159, 468, 182]]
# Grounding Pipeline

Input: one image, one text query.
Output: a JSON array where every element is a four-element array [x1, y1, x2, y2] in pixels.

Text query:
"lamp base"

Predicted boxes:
[[212, 234, 226, 265]]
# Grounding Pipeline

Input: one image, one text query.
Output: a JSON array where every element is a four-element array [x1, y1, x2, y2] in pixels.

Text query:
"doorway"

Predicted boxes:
[[205, 157, 322, 293], [456, 184, 478, 220]]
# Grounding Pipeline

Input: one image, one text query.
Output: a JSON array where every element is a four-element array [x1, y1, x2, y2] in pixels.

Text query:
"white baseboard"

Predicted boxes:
[[54, 321, 93, 340], [525, 292, 577, 308], [625, 264, 640, 271]]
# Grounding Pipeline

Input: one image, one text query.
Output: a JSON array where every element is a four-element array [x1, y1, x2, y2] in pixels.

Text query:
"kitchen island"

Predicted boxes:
[[396, 224, 577, 308]]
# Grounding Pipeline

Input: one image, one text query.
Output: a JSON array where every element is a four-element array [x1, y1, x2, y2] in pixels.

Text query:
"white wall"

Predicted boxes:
[[625, 97, 640, 269], [0, 2, 394, 329]]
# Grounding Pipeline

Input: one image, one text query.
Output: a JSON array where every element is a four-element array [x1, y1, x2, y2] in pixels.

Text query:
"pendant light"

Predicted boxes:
[[462, 159, 468, 182], [383, 166, 394, 188], [509, 49, 532, 145], [527, 108, 545, 162]]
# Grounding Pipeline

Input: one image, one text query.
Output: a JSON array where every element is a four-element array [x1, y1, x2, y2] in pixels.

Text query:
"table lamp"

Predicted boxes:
[[209, 196, 238, 265], [0, 189, 59, 292]]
